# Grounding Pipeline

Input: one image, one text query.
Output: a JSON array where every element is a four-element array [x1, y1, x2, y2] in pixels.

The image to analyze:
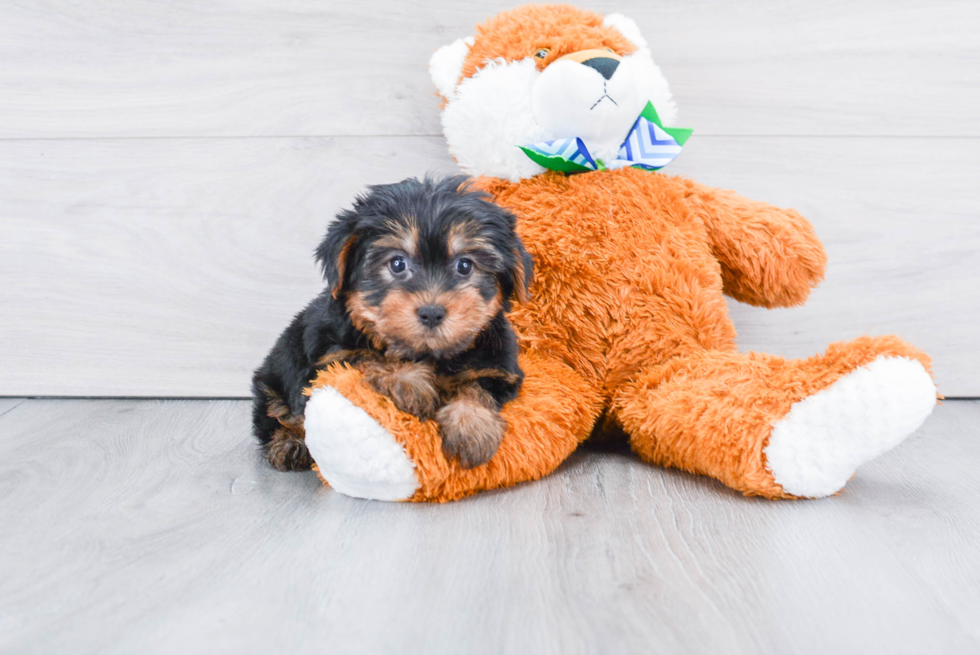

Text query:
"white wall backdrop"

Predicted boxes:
[[1, 0, 978, 397]]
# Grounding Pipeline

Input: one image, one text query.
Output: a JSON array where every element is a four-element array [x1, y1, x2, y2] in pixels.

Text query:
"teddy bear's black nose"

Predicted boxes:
[[581, 56, 620, 80], [417, 304, 446, 328]]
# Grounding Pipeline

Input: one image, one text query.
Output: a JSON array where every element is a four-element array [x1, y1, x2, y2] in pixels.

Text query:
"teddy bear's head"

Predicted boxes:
[[429, 4, 676, 181]]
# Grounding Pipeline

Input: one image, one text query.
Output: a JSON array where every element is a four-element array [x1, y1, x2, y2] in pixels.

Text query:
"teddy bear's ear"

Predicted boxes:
[[603, 13, 651, 57], [429, 35, 475, 102]]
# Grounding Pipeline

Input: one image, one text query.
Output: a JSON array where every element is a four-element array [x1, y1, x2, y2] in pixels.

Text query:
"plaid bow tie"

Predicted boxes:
[[519, 101, 693, 174]]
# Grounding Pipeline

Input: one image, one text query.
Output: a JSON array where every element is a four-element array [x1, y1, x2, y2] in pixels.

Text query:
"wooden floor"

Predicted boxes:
[[1, 397, 978, 654]]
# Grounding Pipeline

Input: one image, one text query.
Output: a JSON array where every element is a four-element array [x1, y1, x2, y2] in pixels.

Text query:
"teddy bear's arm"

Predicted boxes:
[[685, 181, 827, 308], [304, 351, 604, 502]]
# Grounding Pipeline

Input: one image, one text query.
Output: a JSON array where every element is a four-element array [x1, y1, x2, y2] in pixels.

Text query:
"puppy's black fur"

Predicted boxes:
[[252, 176, 533, 472]]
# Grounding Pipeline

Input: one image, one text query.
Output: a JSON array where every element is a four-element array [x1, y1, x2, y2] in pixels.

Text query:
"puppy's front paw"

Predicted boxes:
[[266, 437, 312, 472], [362, 360, 440, 420], [436, 394, 506, 469]]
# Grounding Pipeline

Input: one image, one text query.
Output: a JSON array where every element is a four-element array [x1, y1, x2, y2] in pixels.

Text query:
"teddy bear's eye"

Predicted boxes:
[[534, 48, 550, 59]]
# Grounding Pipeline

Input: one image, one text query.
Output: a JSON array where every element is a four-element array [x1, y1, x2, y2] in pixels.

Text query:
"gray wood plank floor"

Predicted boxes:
[[2, 398, 978, 655]]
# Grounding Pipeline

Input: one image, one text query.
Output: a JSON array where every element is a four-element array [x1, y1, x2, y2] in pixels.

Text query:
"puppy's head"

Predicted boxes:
[[317, 176, 532, 359]]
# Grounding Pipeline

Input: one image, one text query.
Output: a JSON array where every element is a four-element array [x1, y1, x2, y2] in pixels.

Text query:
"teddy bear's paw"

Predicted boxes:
[[303, 386, 420, 501], [764, 356, 937, 498]]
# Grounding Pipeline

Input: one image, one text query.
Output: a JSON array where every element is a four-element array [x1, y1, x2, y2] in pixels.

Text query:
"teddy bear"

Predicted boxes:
[[300, 4, 938, 502]]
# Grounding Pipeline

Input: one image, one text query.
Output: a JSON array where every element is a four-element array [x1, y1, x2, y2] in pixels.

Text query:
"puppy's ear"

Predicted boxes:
[[509, 241, 534, 305], [315, 211, 359, 299], [479, 199, 533, 306]]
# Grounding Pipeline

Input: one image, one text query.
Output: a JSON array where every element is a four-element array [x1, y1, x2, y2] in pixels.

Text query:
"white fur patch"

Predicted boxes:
[[764, 356, 937, 498], [442, 57, 549, 181], [429, 35, 474, 101], [531, 54, 674, 164], [616, 53, 677, 128], [304, 386, 419, 501]]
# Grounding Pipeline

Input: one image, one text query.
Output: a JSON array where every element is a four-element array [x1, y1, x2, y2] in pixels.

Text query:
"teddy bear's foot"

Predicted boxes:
[[764, 355, 935, 497], [304, 385, 420, 501], [611, 335, 938, 499]]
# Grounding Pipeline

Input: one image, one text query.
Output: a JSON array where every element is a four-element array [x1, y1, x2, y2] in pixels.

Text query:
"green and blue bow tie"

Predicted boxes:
[[519, 101, 693, 174]]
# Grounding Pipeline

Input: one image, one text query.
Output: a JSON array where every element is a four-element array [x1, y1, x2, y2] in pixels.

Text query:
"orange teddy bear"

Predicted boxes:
[[302, 4, 938, 502]]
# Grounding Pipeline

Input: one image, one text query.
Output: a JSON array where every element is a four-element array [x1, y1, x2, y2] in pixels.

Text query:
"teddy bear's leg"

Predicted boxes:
[[609, 336, 938, 498], [303, 350, 603, 502]]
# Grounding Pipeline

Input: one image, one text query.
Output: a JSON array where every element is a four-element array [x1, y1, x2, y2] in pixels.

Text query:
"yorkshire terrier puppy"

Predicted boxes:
[[252, 176, 533, 472]]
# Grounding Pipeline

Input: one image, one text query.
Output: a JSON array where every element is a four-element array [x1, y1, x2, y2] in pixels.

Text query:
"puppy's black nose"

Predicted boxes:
[[417, 304, 446, 328], [581, 56, 620, 81]]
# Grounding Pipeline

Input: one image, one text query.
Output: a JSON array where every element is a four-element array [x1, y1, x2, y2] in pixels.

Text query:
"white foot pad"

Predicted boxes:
[[765, 356, 936, 498], [304, 386, 420, 501]]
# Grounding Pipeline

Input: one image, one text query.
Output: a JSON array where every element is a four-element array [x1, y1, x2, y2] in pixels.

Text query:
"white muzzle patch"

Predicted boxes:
[[532, 57, 648, 164]]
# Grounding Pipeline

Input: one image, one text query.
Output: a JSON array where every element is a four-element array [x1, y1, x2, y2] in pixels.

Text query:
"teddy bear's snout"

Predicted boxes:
[[581, 56, 619, 80]]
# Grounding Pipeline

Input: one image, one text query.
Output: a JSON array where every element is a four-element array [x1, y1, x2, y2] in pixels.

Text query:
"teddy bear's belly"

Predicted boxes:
[[492, 169, 737, 383]]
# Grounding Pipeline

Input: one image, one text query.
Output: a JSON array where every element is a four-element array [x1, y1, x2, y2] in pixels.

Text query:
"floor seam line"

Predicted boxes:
[[0, 398, 28, 420]]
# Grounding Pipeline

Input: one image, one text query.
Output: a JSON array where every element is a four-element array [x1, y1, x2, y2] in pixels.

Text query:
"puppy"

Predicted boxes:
[[252, 176, 533, 472]]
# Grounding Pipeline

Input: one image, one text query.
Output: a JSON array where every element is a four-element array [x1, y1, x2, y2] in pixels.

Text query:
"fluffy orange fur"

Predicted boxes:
[[460, 5, 636, 81], [309, 5, 935, 501]]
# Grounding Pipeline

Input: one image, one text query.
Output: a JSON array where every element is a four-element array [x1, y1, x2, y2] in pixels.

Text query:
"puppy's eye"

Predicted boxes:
[[606, 47, 614, 53], [534, 48, 550, 59], [388, 256, 408, 275], [454, 258, 474, 277]]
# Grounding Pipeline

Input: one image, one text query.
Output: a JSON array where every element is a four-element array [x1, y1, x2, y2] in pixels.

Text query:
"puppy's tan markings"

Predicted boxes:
[[262, 384, 308, 471], [351, 286, 501, 358], [438, 288, 502, 351], [360, 358, 440, 419], [330, 234, 358, 299], [446, 221, 484, 257], [446, 221, 501, 265], [378, 217, 420, 256], [263, 386, 304, 431], [446, 222, 468, 258], [436, 384, 506, 468], [266, 427, 312, 471], [263, 387, 290, 419], [346, 292, 387, 350], [512, 248, 531, 304], [379, 289, 428, 348]]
